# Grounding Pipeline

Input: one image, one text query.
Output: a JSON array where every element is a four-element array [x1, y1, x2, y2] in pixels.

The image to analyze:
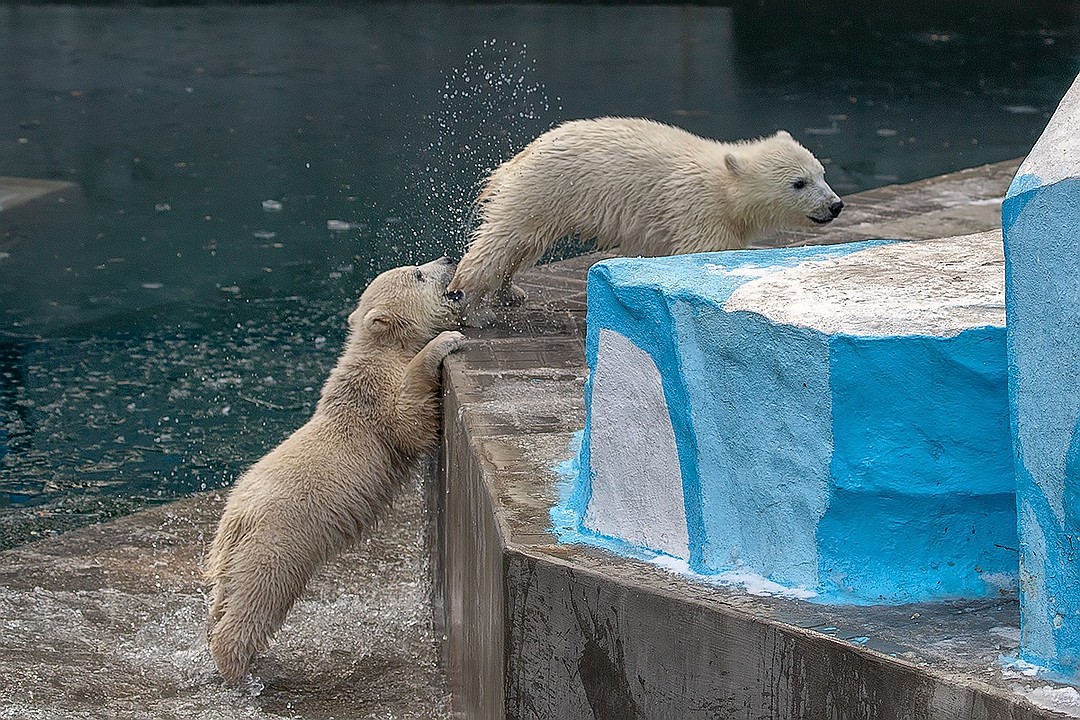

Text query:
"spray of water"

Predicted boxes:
[[380, 40, 562, 266]]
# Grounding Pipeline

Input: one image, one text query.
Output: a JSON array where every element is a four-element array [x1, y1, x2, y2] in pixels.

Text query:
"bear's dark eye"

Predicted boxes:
[[414, 269, 425, 282], [792, 178, 807, 190]]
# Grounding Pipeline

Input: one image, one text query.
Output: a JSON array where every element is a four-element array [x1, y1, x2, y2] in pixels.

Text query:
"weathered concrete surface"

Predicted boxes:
[[440, 158, 1080, 718], [0, 471, 451, 720]]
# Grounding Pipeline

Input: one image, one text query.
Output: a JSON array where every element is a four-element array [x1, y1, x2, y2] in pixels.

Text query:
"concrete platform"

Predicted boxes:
[[438, 158, 1080, 718]]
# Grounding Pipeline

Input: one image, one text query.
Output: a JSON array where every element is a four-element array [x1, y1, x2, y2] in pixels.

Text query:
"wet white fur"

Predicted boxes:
[[204, 258, 464, 683], [449, 117, 841, 320]]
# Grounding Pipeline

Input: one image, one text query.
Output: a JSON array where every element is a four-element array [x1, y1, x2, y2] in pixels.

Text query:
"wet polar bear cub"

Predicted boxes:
[[205, 257, 464, 683], [449, 117, 843, 323]]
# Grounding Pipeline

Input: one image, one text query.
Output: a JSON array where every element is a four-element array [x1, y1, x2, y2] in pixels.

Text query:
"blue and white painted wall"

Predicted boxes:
[[1003, 73, 1080, 678], [555, 232, 1018, 605]]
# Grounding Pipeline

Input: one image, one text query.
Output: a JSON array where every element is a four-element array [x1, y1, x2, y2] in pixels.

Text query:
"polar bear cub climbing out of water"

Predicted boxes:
[[204, 257, 465, 684], [448, 117, 844, 325]]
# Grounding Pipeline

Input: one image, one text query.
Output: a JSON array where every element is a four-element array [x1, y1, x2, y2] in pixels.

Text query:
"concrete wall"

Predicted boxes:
[[1003, 72, 1080, 678], [438, 336, 1059, 719]]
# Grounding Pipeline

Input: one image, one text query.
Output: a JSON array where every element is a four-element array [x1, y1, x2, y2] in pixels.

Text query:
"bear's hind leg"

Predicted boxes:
[[492, 280, 527, 307], [208, 550, 310, 683]]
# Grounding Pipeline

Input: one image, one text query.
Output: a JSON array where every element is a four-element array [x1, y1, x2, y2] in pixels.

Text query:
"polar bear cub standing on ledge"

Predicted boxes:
[[448, 117, 844, 324], [204, 257, 465, 684]]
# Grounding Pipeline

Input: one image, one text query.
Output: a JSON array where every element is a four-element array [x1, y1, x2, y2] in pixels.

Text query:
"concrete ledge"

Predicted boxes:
[[438, 159, 1080, 718]]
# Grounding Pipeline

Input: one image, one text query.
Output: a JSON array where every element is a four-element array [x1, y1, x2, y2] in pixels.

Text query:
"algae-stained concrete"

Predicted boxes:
[[439, 159, 1080, 718], [0, 472, 451, 720]]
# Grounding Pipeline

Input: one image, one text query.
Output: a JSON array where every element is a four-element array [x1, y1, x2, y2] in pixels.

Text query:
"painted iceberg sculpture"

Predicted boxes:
[[557, 233, 1018, 605]]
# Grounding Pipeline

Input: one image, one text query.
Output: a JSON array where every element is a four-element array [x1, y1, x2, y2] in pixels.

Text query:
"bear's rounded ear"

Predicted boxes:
[[774, 130, 793, 140], [725, 153, 741, 175], [361, 308, 394, 332]]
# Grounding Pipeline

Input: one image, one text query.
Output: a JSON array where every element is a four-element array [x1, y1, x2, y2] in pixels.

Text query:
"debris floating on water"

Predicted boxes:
[[261, 199, 283, 211], [1003, 105, 1040, 115]]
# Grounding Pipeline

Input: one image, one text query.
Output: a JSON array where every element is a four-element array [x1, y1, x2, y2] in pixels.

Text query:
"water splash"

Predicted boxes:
[[383, 39, 562, 265]]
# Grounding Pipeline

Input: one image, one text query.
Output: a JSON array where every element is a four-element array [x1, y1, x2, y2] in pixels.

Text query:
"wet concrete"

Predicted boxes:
[[0, 470, 451, 720], [439, 159, 1080, 718]]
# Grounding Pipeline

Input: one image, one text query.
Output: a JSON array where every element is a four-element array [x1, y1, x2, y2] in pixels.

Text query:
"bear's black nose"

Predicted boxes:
[[829, 200, 844, 218], [439, 256, 454, 265]]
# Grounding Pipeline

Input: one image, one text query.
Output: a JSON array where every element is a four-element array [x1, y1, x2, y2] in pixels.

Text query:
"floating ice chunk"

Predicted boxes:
[[154, 203, 171, 212], [1004, 105, 1040, 115], [804, 122, 840, 136], [327, 219, 360, 231], [252, 230, 276, 239], [262, 199, 283, 211], [876, 128, 898, 137], [141, 282, 163, 290]]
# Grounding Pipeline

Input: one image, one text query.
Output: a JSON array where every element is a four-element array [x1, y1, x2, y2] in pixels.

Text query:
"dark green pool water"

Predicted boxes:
[[0, 2, 1077, 547]]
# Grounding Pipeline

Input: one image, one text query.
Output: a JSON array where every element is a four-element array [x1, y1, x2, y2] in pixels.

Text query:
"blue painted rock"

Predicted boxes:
[[563, 232, 1018, 604], [1003, 73, 1080, 676]]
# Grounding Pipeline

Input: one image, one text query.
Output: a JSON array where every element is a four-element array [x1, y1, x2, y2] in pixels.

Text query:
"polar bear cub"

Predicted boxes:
[[204, 257, 465, 683], [449, 117, 843, 323]]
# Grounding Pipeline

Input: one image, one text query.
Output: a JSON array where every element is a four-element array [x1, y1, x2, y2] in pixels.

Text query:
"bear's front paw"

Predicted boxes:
[[432, 330, 466, 359]]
